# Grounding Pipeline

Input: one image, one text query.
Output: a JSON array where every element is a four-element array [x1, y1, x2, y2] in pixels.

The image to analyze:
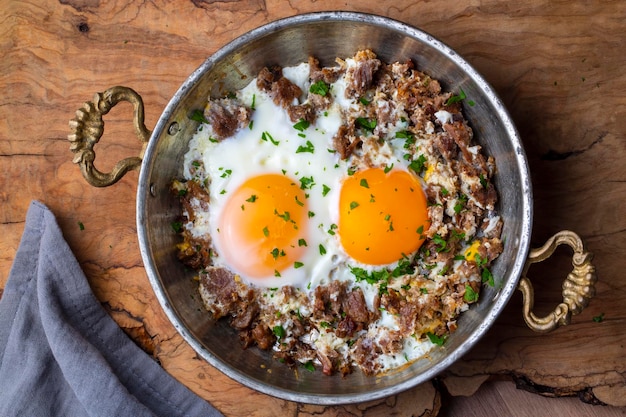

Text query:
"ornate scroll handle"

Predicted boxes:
[[519, 230, 596, 333], [68, 86, 151, 187]]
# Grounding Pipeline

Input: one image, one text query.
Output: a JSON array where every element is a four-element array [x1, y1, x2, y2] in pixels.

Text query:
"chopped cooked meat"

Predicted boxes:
[[271, 77, 302, 108], [251, 324, 275, 350], [344, 50, 381, 98], [256, 65, 282, 92], [204, 98, 251, 140]]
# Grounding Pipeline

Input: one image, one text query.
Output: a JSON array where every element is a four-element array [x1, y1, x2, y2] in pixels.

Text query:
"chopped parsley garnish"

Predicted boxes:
[[479, 173, 488, 188], [454, 194, 468, 214], [262, 226, 269, 237], [445, 88, 467, 106], [309, 80, 329, 96], [482, 267, 495, 287], [356, 117, 377, 133], [293, 119, 310, 132], [274, 209, 291, 222], [359, 179, 369, 188], [170, 221, 183, 233], [298, 238, 307, 247], [270, 248, 286, 259], [77, 221, 85, 231], [250, 94, 256, 110], [349, 201, 359, 210], [593, 313, 605, 323], [261, 131, 279, 145], [432, 234, 448, 252], [384, 163, 394, 173], [464, 284, 479, 303], [327, 223, 338, 235], [294, 261, 304, 269], [426, 332, 446, 346], [319, 244, 327, 255], [359, 97, 371, 105], [408, 154, 427, 175], [189, 109, 210, 124], [303, 361, 315, 372], [296, 140, 315, 153], [299, 176, 315, 190], [246, 195, 258, 203], [219, 168, 232, 178], [272, 325, 286, 338], [322, 184, 331, 196]]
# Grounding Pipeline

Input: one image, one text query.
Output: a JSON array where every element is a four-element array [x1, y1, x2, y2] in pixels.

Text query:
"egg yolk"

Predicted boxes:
[[218, 174, 308, 278], [338, 168, 429, 265]]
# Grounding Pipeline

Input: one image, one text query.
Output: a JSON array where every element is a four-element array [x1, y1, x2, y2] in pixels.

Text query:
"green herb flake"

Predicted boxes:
[[309, 80, 330, 96], [293, 119, 310, 132], [272, 325, 286, 338], [219, 169, 232, 178], [261, 131, 280, 145], [303, 361, 315, 372], [593, 313, 605, 323], [299, 176, 315, 190], [294, 261, 304, 269], [384, 163, 394, 173], [322, 184, 331, 196], [426, 332, 446, 346], [319, 244, 327, 255], [296, 140, 315, 154], [250, 94, 256, 110], [359, 97, 371, 105], [170, 221, 182, 233], [356, 117, 377, 133], [482, 267, 495, 287], [445, 88, 467, 106], [298, 238, 308, 247], [409, 154, 427, 175], [274, 209, 291, 222], [246, 194, 258, 203], [359, 179, 369, 188], [262, 226, 270, 237], [349, 201, 360, 210], [189, 109, 210, 124], [77, 221, 85, 231], [464, 285, 479, 303]]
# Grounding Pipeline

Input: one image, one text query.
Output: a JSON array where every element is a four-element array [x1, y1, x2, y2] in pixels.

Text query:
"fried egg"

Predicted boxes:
[[184, 61, 430, 290]]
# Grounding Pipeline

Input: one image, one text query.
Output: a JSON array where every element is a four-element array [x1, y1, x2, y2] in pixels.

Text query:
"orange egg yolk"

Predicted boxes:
[[338, 168, 429, 265], [218, 174, 308, 278]]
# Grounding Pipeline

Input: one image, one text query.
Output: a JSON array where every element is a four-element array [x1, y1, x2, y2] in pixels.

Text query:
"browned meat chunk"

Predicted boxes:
[[345, 50, 381, 98], [204, 98, 251, 140]]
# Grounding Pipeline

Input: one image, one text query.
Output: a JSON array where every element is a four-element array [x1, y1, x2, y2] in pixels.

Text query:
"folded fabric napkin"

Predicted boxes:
[[0, 201, 223, 417]]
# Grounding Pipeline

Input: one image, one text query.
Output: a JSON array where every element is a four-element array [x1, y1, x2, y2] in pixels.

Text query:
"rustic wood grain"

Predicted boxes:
[[1, 0, 624, 415]]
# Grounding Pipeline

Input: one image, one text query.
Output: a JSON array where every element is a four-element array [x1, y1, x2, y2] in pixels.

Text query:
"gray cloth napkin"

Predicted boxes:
[[0, 201, 224, 417]]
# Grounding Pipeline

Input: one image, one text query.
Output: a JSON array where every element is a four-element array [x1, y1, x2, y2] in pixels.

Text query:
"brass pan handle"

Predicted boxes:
[[68, 86, 151, 187], [519, 230, 596, 333]]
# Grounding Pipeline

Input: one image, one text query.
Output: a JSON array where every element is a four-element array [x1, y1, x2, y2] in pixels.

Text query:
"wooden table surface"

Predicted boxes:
[[1, 0, 625, 415]]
